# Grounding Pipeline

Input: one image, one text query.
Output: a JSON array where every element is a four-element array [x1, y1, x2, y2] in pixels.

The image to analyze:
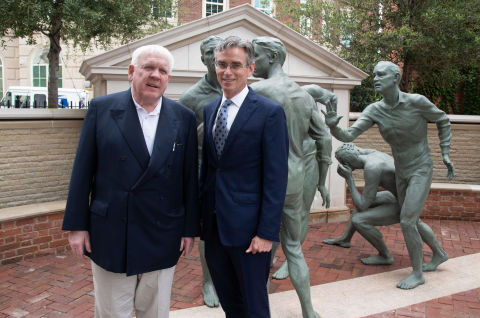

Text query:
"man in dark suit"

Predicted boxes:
[[62, 45, 199, 318], [200, 36, 289, 318]]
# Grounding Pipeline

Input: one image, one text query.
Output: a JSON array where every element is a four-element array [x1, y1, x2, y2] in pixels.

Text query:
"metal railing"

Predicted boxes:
[[0, 101, 90, 109]]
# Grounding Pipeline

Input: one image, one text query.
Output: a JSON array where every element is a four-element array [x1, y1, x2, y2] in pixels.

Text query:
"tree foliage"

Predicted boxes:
[[0, 0, 175, 108], [274, 0, 480, 114]]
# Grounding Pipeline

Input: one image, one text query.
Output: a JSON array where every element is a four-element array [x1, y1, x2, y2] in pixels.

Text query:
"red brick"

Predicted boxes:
[[33, 236, 52, 244], [17, 246, 39, 255], [0, 242, 21, 253], [16, 218, 35, 227], [33, 223, 53, 231]]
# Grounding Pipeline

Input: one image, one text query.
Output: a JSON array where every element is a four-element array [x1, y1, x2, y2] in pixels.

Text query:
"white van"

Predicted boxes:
[[0, 86, 89, 109]]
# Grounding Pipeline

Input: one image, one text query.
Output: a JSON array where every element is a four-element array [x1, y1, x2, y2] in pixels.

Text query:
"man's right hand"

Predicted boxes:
[[321, 110, 342, 128], [68, 231, 91, 257]]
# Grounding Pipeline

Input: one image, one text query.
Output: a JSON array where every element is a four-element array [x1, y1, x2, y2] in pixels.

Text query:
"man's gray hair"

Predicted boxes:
[[131, 45, 174, 74], [252, 37, 287, 66], [215, 36, 255, 66]]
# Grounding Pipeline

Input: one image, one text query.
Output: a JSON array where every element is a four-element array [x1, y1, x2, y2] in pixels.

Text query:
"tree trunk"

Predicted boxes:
[[47, 2, 64, 109], [400, 53, 413, 93]]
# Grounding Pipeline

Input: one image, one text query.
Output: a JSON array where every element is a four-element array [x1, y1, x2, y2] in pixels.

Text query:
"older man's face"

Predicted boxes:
[[373, 64, 397, 94], [128, 52, 171, 108]]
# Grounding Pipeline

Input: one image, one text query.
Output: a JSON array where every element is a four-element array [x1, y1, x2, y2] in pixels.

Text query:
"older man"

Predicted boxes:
[[323, 61, 454, 289], [63, 45, 199, 317]]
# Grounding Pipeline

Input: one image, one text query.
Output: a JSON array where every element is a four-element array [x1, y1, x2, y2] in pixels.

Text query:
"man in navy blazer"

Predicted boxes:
[[62, 45, 199, 318], [200, 36, 289, 317]]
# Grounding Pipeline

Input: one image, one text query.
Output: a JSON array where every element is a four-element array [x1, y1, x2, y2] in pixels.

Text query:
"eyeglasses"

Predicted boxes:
[[215, 61, 248, 71]]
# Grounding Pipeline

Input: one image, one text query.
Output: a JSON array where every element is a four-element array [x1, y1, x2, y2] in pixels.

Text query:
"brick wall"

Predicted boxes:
[[0, 120, 82, 209], [349, 121, 480, 185], [0, 211, 68, 265], [346, 188, 480, 222], [177, 0, 202, 24]]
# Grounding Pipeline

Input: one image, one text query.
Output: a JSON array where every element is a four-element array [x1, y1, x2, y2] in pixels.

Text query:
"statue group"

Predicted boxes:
[[180, 35, 454, 317]]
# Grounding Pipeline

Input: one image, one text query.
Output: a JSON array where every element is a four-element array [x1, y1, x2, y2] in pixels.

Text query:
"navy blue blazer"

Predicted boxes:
[[200, 87, 289, 247], [62, 89, 199, 276]]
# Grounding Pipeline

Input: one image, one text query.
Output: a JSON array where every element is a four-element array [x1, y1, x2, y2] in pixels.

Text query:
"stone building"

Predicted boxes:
[[0, 0, 276, 99]]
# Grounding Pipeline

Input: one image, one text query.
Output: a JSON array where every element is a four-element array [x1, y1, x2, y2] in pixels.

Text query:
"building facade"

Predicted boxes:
[[0, 0, 274, 100]]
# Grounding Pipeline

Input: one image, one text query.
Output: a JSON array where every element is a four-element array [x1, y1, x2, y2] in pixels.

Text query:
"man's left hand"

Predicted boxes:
[[246, 236, 272, 254], [180, 237, 194, 256], [442, 154, 455, 180]]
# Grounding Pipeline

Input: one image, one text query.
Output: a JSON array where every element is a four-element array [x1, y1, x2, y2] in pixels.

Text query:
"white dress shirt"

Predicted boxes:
[[132, 94, 162, 156], [213, 86, 249, 136]]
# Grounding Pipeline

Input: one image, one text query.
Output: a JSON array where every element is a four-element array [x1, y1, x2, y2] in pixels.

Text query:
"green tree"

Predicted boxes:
[[0, 0, 175, 108], [274, 0, 480, 114]]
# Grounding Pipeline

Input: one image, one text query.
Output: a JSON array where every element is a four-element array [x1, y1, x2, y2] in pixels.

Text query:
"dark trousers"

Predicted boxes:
[[204, 218, 271, 318]]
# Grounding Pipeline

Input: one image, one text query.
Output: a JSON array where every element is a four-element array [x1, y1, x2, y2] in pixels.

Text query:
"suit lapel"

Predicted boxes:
[[221, 89, 257, 157], [111, 90, 150, 170], [205, 98, 222, 161], [132, 98, 178, 189]]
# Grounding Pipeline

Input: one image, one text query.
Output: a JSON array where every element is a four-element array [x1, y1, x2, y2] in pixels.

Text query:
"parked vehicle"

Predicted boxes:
[[0, 86, 89, 108]]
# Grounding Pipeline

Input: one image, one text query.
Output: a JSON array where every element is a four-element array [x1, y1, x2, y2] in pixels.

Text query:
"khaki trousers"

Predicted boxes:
[[91, 261, 175, 318]]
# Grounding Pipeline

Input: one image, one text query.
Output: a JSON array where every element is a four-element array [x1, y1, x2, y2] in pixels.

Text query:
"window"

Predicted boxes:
[[33, 94, 47, 108], [58, 66, 62, 88], [33, 65, 47, 87], [253, 0, 271, 15], [205, 0, 225, 17], [14, 94, 30, 108], [152, 0, 173, 18], [32, 65, 62, 88], [31, 47, 62, 88]]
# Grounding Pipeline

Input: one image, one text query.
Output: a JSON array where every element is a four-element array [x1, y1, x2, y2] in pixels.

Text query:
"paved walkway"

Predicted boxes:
[[1, 219, 480, 317]]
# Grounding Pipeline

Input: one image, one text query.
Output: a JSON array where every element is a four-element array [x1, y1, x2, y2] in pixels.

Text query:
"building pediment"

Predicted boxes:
[[80, 4, 367, 97]]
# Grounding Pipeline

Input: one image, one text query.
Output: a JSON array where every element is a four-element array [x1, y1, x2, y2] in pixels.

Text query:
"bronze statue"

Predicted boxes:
[[251, 36, 332, 318], [272, 84, 337, 280], [323, 61, 454, 289], [179, 35, 223, 308], [328, 143, 448, 270]]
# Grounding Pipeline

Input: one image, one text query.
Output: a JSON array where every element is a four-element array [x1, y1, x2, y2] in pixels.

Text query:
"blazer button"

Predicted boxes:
[[167, 164, 172, 169], [120, 156, 126, 161]]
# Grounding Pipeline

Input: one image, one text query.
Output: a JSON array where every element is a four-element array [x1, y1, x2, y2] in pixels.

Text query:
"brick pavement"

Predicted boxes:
[[1, 219, 479, 317]]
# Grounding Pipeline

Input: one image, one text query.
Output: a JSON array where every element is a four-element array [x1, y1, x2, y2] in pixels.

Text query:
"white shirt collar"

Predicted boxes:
[[131, 93, 162, 116], [221, 86, 249, 108]]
